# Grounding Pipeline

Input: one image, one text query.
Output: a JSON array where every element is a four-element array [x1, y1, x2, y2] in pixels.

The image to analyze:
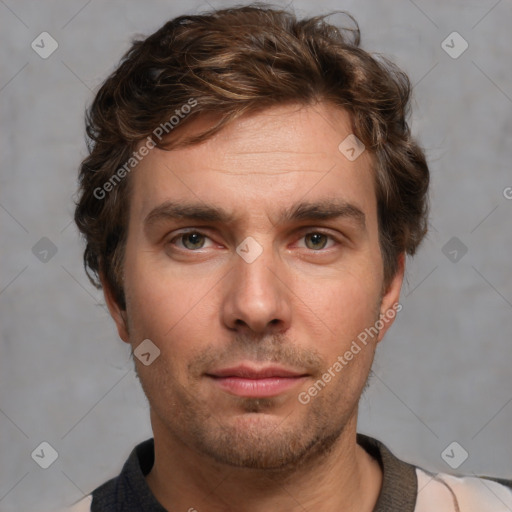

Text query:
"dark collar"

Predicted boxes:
[[92, 434, 418, 511], [357, 433, 418, 511]]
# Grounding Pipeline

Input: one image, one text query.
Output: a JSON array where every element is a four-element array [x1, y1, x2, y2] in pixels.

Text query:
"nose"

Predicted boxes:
[[221, 241, 291, 335]]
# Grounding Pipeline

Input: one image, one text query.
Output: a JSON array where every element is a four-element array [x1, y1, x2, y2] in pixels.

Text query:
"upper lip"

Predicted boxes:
[[207, 365, 308, 379]]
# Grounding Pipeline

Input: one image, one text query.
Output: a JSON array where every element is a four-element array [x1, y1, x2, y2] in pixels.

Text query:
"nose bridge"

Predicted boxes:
[[222, 235, 290, 333], [238, 239, 276, 297]]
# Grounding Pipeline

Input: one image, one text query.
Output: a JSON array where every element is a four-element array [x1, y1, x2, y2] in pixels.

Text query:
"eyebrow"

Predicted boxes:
[[144, 199, 366, 232]]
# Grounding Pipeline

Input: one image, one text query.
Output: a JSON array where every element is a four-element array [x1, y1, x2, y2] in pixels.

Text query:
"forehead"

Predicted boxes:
[[130, 103, 376, 227]]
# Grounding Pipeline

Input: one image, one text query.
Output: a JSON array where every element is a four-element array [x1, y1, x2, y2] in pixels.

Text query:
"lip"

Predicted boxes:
[[206, 364, 308, 398]]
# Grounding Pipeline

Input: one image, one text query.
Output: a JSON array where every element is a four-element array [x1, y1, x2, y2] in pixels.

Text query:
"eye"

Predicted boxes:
[[298, 231, 337, 251], [170, 231, 214, 250]]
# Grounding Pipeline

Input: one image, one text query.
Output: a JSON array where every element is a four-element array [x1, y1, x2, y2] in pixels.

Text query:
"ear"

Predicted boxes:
[[376, 252, 405, 343], [100, 273, 130, 343]]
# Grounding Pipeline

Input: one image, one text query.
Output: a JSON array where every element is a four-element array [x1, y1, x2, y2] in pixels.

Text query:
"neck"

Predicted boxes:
[[145, 410, 382, 512]]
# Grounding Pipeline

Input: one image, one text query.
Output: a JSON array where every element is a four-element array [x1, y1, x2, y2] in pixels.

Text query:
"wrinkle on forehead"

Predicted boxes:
[[186, 149, 339, 177], [203, 167, 331, 177]]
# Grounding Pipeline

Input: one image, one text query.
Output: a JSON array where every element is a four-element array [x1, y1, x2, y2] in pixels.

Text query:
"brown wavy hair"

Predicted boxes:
[[74, 4, 429, 310]]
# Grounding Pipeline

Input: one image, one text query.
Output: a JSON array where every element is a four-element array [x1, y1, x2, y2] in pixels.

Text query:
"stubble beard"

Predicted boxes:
[[141, 364, 365, 474], [135, 308, 379, 474]]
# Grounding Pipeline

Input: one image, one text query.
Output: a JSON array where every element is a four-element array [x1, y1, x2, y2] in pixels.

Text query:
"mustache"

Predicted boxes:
[[187, 332, 325, 377]]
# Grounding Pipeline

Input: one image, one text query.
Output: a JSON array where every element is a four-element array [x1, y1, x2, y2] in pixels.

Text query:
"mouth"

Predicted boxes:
[[205, 364, 309, 398]]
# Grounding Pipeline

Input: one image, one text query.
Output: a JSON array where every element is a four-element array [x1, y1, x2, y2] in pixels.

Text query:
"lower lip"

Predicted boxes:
[[209, 376, 306, 398]]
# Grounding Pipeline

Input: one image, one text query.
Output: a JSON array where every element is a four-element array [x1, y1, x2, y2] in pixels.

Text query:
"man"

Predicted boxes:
[[69, 4, 512, 511]]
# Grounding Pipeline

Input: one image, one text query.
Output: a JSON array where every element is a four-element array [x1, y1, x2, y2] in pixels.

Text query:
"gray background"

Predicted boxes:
[[1, 0, 511, 511]]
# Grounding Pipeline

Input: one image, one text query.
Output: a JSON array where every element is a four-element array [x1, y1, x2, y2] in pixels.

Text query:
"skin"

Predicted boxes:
[[103, 102, 405, 512]]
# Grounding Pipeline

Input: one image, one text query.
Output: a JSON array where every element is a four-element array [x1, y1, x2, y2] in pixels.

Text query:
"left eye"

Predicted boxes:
[[298, 232, 336, 250]]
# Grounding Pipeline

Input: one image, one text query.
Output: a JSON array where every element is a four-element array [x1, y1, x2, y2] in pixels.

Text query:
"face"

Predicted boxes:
[[104, 103, 404, 470]]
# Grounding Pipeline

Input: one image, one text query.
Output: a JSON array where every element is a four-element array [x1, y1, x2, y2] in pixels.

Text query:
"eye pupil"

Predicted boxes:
[[183, 232, 204, 249], [305, 233, 327, 250]]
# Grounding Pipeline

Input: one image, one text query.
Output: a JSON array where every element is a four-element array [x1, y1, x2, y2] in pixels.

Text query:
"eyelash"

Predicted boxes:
[[167, 229, 340, 252]]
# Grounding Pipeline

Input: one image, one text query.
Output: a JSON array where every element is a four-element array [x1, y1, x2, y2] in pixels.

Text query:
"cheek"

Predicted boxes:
[[292, 269, 381, 347], [124, 256, 221, 358]]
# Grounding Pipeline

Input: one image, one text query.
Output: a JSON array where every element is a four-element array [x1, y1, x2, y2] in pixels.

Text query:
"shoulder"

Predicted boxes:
[[357, 433, 512, 512], [415, 467, 512, 511], [58, 438, 160, 512], [55, 494, 92, 512]]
